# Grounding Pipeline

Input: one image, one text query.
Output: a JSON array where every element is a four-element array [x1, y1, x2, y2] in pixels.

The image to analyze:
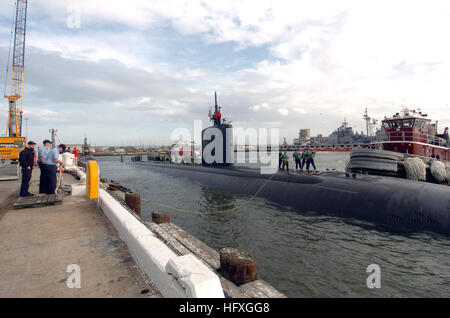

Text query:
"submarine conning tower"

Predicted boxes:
[[202, 92, 234, 166]]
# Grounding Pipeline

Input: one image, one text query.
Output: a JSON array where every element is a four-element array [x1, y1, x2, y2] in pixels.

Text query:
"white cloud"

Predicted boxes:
[[169, 99, 187, 107], [293, 108, 307, 114], [138, 97, 152, 104], [278, 108, 289, 116], [249, 103, 270, 112], [175, 69, 207, 80], [29, 109, 57, 118], [2, 0, 450, 144]]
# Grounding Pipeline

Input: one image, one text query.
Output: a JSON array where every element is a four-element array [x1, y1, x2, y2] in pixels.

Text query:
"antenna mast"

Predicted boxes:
[[363, 108, 377, 137], [363, 108, 370, 137], [215, 91, 218, 114]]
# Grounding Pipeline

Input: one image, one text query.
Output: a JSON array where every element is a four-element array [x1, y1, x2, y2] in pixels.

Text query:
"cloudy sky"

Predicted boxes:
[[0, 0, 449, 146]]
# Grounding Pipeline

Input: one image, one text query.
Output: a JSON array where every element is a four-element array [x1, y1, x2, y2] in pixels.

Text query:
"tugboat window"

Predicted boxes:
[[416, 120, 427, 129], [403, 119, 414, 128], [392, 121, 402, 129]]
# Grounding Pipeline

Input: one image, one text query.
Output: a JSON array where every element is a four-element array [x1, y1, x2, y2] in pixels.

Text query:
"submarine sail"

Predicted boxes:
[[202, 92, 234, 166]]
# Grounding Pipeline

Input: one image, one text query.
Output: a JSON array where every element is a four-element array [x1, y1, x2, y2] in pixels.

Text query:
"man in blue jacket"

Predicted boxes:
[[44, 144, 65, 195]]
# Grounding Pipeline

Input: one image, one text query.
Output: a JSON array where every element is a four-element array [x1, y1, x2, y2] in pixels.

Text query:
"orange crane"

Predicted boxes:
[[1, 0, 28, 162]]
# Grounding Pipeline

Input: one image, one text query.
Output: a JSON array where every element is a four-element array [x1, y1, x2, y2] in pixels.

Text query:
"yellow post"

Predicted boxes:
[[86, 160, 99, 199]]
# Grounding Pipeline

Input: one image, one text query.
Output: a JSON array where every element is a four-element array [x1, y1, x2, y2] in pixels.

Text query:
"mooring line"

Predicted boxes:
[[141, 172, 278, 215]]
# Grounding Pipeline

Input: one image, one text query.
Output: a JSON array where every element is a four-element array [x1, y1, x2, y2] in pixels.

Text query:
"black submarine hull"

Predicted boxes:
[[138, 161, 450, 235]]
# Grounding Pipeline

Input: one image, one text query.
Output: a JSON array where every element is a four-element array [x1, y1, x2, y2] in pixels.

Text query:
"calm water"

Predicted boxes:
[[95, 152, 450, 297]]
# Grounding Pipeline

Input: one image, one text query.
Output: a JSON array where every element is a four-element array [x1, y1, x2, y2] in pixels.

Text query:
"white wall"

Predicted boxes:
[[98, 189, 224, 298]]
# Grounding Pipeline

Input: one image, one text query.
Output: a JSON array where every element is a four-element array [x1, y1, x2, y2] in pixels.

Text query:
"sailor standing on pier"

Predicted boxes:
[[18, 141, 36, 197], [38, 139, 51, 193], [44, 144, 65, 195], [72, 148, 79, 165]]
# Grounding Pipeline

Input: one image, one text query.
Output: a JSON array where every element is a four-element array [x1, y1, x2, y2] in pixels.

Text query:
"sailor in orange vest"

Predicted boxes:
[[213, 108, 222, 126], [216, 110, 222, 125]]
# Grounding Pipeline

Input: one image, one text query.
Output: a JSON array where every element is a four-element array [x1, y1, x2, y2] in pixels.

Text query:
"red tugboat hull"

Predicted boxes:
[[380, 142, 449, 162]]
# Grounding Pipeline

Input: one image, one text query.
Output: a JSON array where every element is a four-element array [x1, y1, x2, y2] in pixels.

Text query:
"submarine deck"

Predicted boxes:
[[136, 161, 450, 235]]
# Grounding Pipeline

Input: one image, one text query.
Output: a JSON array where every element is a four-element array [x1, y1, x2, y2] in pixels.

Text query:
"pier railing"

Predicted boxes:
[[385, 132, 448, 147]]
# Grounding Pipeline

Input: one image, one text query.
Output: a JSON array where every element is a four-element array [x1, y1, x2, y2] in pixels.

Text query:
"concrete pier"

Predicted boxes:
[[0, 167, 161, 297], [0, 164, 284, 298], [0, 167, 19, 216]]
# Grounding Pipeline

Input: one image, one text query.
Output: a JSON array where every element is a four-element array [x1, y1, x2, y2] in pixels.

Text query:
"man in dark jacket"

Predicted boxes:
[[278, 151, 283, 170], [18, 141, 36, 197]]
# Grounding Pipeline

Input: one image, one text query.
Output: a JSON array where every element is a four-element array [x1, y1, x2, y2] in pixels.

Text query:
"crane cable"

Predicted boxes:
[[55, 132, 63, 145], [3, 0, 15, 97], [140, 171, 278, 215]]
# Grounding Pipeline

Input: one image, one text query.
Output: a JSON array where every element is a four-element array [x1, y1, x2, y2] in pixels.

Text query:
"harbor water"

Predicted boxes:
[[95, 152, 450, 297]]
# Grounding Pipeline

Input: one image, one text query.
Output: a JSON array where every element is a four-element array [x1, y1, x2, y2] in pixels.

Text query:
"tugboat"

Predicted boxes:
[[347, 108, 449, 184], [377, 108, 449, 160]]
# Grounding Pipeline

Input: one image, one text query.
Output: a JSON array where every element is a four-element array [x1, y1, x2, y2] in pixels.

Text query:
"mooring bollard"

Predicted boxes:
[[108, 182, 121, 191], [152, 211, 170, 224], [220, 248, 257, 286], [125, 193, 141, 217]]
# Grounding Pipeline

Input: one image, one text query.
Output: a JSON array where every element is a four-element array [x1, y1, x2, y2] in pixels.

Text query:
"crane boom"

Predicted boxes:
[[1, 0, 28, 162], [5, 0, 28, 138]]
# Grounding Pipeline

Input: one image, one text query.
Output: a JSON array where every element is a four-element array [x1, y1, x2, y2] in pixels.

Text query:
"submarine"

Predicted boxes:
[[142, 94, 450, 236]]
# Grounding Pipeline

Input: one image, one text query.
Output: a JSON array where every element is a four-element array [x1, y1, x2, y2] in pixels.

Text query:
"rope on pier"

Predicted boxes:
[[141, 172, 278, 215]]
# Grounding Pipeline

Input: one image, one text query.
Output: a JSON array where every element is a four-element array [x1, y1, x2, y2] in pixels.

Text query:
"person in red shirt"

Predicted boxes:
[[72, 148, 78, 164], [212, 110, 222, 125], [217, 111, 222, 123]]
